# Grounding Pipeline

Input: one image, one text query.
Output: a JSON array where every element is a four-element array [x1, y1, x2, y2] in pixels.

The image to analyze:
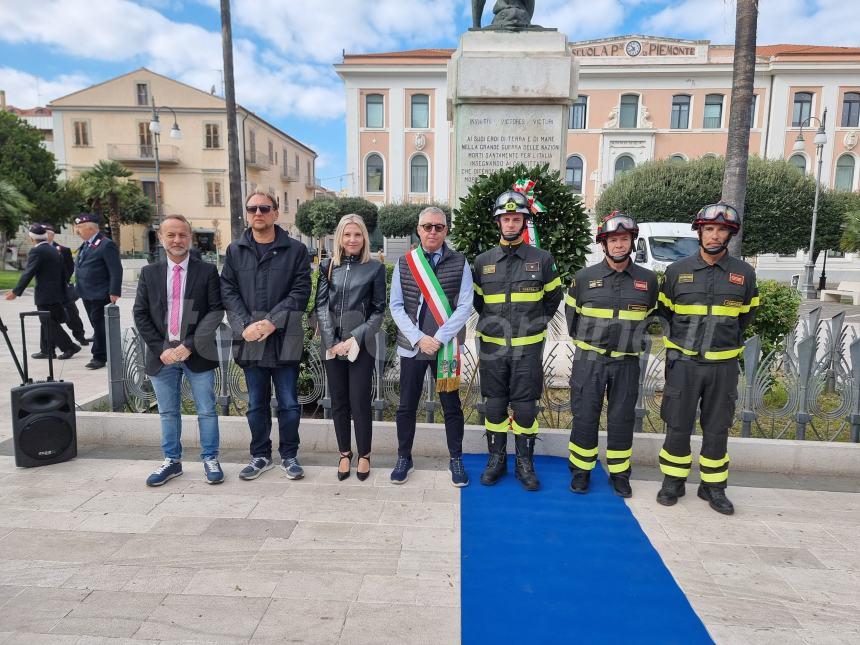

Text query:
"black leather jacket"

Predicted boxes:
[[315, 256, 386, 350]]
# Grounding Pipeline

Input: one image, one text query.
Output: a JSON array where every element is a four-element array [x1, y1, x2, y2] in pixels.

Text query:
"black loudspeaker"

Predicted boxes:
[[11, 381, 77, 467]]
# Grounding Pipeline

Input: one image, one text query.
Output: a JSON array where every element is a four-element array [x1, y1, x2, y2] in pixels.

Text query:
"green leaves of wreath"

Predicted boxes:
[[450, 163, 592, 281]]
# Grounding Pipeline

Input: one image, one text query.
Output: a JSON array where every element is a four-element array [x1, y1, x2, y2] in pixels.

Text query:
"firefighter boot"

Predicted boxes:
[[514, 434, 540, 492], [656, 476, 686, 506], [480, 432, 507, 486], [698, 484, 735, 515], [569, 470, 590, 494], [610, 473, 633, 498]]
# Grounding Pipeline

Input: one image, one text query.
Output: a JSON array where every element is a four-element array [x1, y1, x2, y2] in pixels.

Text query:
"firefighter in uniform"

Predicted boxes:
[[566, 212, 658, 497], [472, 191, 563, 491], [656, 203, 758, 515]]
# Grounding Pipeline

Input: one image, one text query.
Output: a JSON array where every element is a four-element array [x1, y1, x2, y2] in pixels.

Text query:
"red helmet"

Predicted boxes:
[[596, 211, 639, 243], [692, 202, 740, 234]]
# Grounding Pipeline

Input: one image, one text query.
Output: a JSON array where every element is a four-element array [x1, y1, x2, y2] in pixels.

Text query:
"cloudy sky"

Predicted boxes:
[[1, 0, 858, 191]]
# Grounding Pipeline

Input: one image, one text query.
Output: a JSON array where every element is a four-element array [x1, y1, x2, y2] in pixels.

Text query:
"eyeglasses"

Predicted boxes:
[[246, 205, 273, 214], [419, 223, 447, 233], [698, 204, 739, 224]]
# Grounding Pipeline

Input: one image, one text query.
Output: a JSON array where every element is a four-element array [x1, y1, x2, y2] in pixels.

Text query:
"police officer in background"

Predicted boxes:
[[5, 224, 81, 360], [656, 203, 758, 515], [472, 191, 563, 491], [43, 223, 89, 347], [73, 213, 123, 370], [566, 212, 658, 498]]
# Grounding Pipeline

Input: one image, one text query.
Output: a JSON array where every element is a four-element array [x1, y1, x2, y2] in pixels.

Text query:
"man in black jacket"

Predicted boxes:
[[6, 224, 81, 360], [134, 214, 225, 487], [220, 190, 311, 481], [43, 223, 88, 346]]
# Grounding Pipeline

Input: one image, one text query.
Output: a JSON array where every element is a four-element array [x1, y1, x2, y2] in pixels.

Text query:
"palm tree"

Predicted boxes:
[[78, 160, 133, 249], [0, 179, 32, 269], [723, 0, 759, 256]]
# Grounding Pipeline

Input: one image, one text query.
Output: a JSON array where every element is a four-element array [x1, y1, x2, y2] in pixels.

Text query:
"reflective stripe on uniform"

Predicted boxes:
[[510, 291, 543, 302], [700, 470, 729, 483], [663, 338, 699, 356], [477, 331, 546, 347], [565, 294, 577, 308], [473, 284, 484, 296], [659, 447, 692, 478], [699, 454, 730, 469], [569, 453, 597, 471], [544, 276, 562, 292], [659, 448, 692, 465], [711, 305, 742, 317], [607, 460, 630, 474], [569, 441, 598, 457], [658, 292, 675, 311], [573, 339, 640, 358], [485, 418, 509, 433], [483, 293, 506, 304], [674, 303, 709, 315], [618, 309, 649, 321], [703, 347, 744, 360], [606, 448, 632, 459], [580, 306, 613, 319], [512, 418, 538, 435]]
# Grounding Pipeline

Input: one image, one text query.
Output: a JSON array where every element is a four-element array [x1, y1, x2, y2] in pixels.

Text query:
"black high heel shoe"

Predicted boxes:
[[356, 455, 371, 481], [337, 451, 353, 481]]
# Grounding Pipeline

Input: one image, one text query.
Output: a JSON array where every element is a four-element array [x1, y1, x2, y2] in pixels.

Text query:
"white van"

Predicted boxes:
[[585, 221, 699, 273]]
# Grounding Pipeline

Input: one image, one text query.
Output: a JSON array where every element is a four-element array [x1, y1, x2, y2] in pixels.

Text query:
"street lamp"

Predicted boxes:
[[149, 96, 182, 223], [793, 107, 827, 300]]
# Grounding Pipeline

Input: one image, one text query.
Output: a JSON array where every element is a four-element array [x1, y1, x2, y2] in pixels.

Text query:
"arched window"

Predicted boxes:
[[789, 154, 807, 175], [410, 154, 428, 193], [411, 94, 429, 129], [703, 94, 724, 129], [843, 92, 860, 128], [366, 153, 384, 192], [835, 154, 856, 192], [669, 154, 687, 162], [792, 92, 813, 127], [569, 95, 587, 129], [620, 94, 638, 128], [614, 154, 635, 178], [365, 93, 384, 128], [671, 95, 690, 129], [565, 155, 583, 193]]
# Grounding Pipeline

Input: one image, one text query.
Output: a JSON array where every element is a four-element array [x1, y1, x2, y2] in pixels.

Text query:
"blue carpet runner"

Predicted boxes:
[[460, 454, 713, 645]]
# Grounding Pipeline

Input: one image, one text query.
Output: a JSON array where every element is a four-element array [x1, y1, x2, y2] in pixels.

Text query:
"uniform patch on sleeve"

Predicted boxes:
[[628, 304, 647, 311], [729, 273, 745, 285], [588, 279, 603, 289], [524, 262, 541, 272], [723, 299, 742, 308], [482, 264, 496, 274], [678, 273, 694, 283], [634, 280, 648, 291]]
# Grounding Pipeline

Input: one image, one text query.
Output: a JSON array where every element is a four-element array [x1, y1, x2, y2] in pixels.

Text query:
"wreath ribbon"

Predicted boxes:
[[513, 178, 545, 248]]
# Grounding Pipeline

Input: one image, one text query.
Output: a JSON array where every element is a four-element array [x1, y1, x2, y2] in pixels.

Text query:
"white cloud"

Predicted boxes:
[[0, 67, 91, 108], [643, 0, 860, 46], [534, 0, 627, 40]]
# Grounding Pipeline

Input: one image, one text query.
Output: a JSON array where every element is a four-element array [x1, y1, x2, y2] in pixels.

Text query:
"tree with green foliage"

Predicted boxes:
[[119, 183, 156, 225], [76, 160, 134, 248], [0, 179, 32, 267], [595, 156, 844, 259], [334, 196, 378, 232], [745, 280, 801, 356], [835, 193, 860, 252], [378, 201, 452, 238], [451, 163, 590, 280]]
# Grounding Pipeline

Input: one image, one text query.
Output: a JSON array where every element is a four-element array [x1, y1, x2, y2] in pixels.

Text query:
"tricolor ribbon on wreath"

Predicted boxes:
[[512, 178, 546, 248], [404, 248, 461, 393]]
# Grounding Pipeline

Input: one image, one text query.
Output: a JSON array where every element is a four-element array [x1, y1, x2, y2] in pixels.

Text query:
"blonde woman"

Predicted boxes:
[[315, 214, 387, 480]]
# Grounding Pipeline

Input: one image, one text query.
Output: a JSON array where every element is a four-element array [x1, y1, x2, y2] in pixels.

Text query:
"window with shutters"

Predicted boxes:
[[204, 123, 221, 149], [206, 180, 223, 207], [73, 120, 90, 146]]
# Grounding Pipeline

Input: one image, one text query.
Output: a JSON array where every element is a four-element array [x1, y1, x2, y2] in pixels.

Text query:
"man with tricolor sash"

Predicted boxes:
[[566, 212, 658, 498], [390, 206, 473, 487], [655, 202, 758, 515], [473, 190, 563, 491]]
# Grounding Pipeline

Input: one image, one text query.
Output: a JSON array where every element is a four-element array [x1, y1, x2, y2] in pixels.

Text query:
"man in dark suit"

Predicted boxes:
[[43, 223, 89, 346], [133, 214, 225, 486], [5, 224, 81, 360], [73, 213, 123, 369]]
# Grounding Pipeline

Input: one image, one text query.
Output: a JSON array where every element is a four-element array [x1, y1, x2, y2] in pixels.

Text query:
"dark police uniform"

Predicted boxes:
[[657, 252, 758, 488], [13, 241, 78, 355], [52, 241, 87, 343], [472, 239, 562, 437], [75, 229, 123, 364], [565, 258, 658, 480]]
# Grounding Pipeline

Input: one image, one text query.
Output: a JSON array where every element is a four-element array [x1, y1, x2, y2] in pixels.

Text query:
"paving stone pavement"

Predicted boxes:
[[0, 455, 858, 644]]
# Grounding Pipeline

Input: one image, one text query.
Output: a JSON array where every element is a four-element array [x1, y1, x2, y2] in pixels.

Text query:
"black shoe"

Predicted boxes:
[[356, 455, 371, 482], [75, 337, 90, 346], [610, 474, 633, 498], [337, 451, 353, 482], [85, 359, 106, 370], [58, 345, 82, 360], [569, 470, 590, 494], [698, 484, 735, 515], [31, 352, 55, 359], [656, 477, 686, 506], [480, 432, 507, 486], [514, 434, 540, 492]]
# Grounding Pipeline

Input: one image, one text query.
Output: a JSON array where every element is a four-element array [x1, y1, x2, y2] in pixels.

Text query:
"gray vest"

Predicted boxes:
[[397, 245, 468, 350]]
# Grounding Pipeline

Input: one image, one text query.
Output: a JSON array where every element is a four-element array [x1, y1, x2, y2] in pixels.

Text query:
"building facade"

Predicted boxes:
[[50, 68, 317, 255]]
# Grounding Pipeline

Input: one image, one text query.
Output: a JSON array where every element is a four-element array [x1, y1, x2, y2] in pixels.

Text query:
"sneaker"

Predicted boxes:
[[449, 457, 469, 488], [203, 458, 224, 484], [390, 455, 414, 484], [239, 456, 274, 480], [281, 457, 305, 480], [146, 458, 183, 487]]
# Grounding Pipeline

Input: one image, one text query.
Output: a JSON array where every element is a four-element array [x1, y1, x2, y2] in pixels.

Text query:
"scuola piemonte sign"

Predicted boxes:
[[571, 39, 699, 58]]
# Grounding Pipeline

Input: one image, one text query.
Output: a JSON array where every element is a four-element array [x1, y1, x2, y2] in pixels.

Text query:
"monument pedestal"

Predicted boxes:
[[448, 30, 578, 204]]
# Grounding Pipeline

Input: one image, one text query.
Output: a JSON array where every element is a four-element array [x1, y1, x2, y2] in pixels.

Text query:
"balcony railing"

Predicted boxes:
[[281, 167, 299, 181], [245, 150, 272, 171], [107, 143, 180, 164]]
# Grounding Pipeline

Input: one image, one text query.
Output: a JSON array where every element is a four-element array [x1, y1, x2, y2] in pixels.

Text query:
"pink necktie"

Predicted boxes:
[[169, 265, 182, 336]]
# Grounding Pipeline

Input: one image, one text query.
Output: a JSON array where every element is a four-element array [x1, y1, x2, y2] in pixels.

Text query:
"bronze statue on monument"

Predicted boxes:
[[472, 0, 543, 31]]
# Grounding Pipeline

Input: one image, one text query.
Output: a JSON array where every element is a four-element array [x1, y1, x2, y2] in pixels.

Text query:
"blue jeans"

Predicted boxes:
[[244, 365, 301, 460], [149, 363, 219, 461]]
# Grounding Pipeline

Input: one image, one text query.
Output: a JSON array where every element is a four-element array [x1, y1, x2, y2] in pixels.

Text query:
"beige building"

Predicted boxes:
[[50, 68, 318, 255]]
